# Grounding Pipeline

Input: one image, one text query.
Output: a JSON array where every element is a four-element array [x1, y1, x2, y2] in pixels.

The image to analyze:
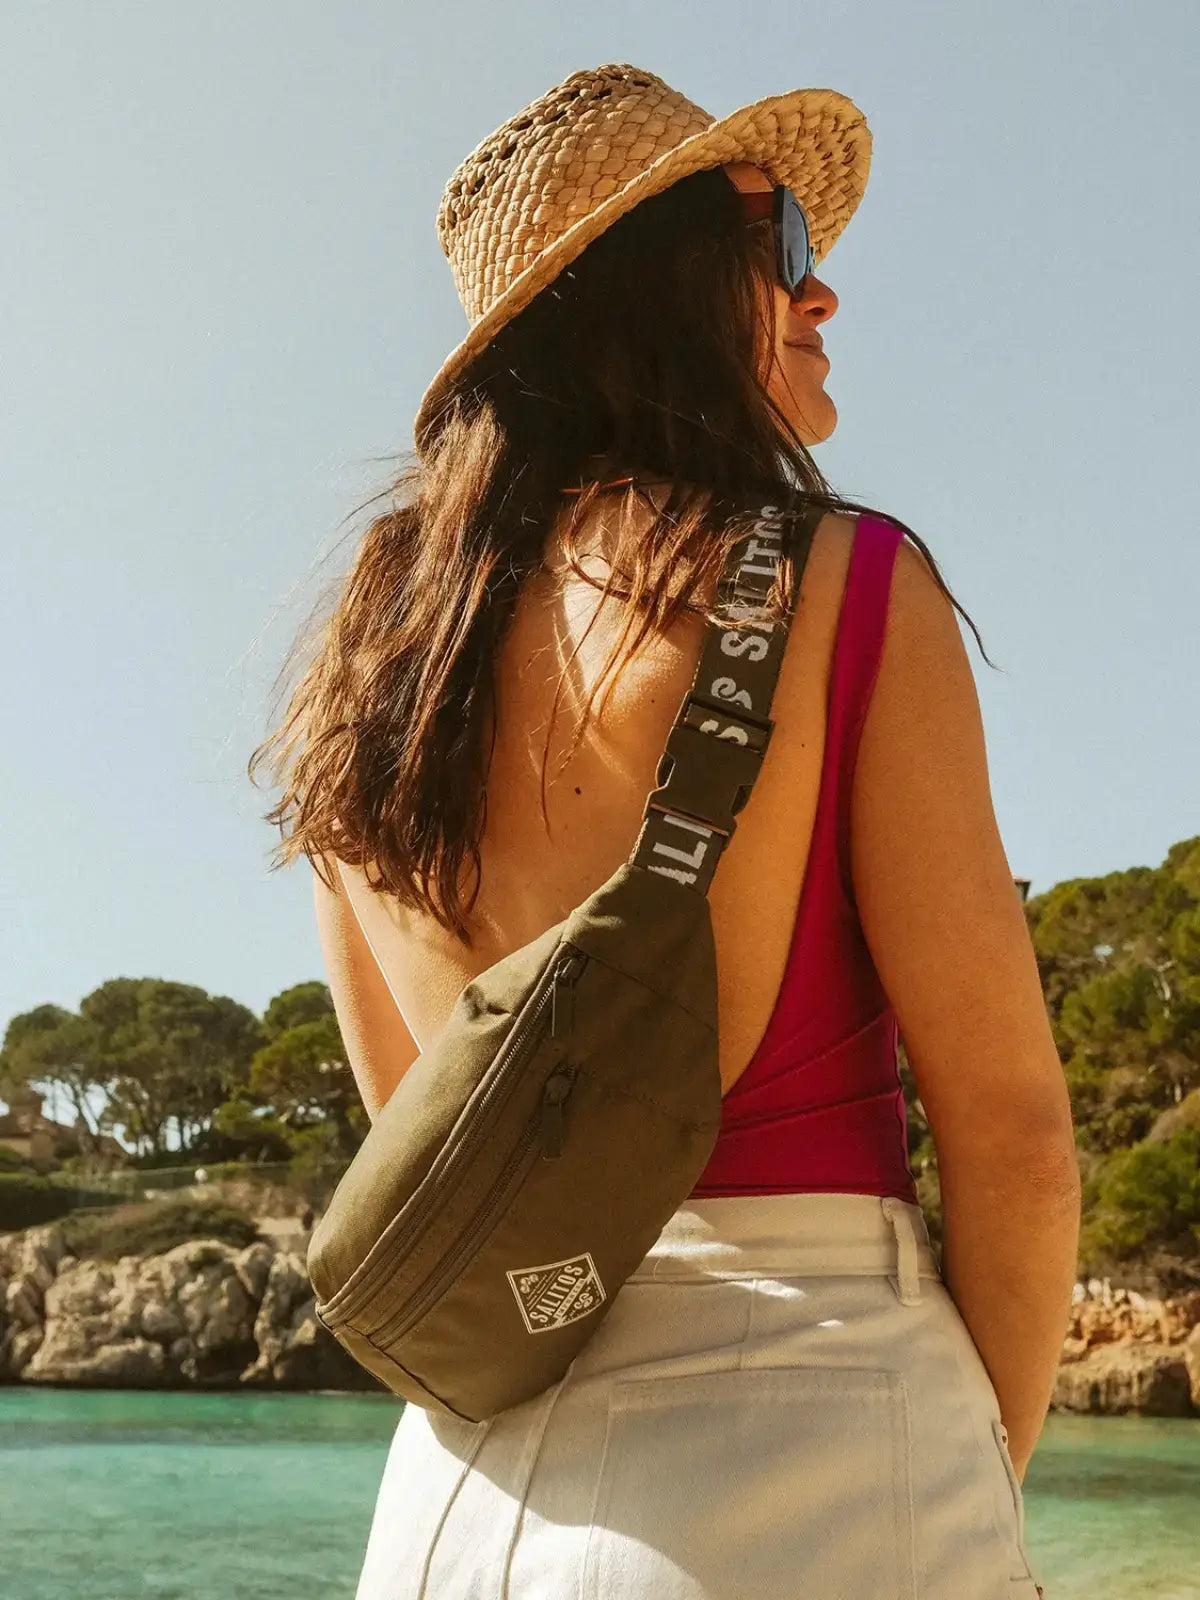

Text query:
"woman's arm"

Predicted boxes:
[[312, 856, 422, 1123], [850, 534, 1082, 1481]]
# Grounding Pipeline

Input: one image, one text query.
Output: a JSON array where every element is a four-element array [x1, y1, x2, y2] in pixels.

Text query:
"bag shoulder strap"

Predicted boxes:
[[629, 499, 819, 896]]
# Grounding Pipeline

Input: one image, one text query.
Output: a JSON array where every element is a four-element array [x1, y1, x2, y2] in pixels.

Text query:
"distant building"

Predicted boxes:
[[0, 1087, 126, 1171]]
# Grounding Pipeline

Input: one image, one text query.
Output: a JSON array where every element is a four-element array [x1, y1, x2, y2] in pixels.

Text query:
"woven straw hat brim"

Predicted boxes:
[[413, 85, 871, 453]]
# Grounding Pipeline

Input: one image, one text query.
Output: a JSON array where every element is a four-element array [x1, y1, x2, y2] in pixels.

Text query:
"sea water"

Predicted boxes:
[[1, 1388, 1197, 1599]]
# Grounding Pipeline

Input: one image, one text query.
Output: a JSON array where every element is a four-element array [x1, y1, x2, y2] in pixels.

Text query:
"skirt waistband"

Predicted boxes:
[[630, 1192, 940, 1305]]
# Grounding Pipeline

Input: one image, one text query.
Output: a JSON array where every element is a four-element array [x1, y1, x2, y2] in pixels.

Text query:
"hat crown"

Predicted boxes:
[[436, 64, 715, 325], [414, 65, 871, 453]]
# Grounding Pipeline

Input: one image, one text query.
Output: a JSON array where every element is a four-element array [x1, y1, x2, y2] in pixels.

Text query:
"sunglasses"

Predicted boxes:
[[735, 183, 815, 298]]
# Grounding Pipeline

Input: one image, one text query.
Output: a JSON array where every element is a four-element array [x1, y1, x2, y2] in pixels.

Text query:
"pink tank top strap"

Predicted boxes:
[[822, 513, 906, 906]]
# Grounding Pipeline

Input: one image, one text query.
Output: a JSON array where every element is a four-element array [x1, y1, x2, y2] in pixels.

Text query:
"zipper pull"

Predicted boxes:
[[551, 951, 587, 1040], [540, 1068, 575, 1160]]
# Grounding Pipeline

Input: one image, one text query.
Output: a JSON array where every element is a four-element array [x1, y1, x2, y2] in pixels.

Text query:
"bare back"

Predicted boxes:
[[336, 498, 858, 1100], [322, 484, 1081, 1488]]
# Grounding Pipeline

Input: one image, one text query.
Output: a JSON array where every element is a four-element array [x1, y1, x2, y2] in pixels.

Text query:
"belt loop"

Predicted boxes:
[[881, 1197, 922, 1306]]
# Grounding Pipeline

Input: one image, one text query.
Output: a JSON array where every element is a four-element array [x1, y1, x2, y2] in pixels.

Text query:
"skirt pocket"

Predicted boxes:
[[989, 1419, 1040, 1588], [581, 1363, 916, 1600]]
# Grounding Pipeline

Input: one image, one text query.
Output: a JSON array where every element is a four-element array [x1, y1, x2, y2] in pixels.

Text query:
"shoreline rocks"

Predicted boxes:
[[1050, 1280, 1200, 1417], [4, 1227, 1199, 1412], [0, 1224, 380, 1392]]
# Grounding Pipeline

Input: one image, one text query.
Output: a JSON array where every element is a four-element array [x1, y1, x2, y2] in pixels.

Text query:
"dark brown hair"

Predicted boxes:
[[249, 166, 990, 944]]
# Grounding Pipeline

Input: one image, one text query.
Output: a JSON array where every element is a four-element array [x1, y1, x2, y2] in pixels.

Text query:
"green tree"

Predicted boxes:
[[0, 1005, 113, 1157], [209, 1095, 295, 1162], [1, 982, 264, 1161], [83, 980, 264, 1157], [1026, 836, 1200, 1153], [1082, 1127, 1200, 1273], [247, 982, 367, 1158]]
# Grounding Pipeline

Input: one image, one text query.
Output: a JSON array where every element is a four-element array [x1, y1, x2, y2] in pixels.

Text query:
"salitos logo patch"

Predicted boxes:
[[506, 1252, 606, 1334]]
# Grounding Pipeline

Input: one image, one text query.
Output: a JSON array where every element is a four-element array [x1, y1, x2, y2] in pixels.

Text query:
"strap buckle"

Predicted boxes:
[[678, 692, 773, 751], [644, 694, 775, 838]]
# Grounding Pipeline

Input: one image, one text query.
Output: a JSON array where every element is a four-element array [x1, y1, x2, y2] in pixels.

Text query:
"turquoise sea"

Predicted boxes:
[[1, 1388, 1197, 1599]]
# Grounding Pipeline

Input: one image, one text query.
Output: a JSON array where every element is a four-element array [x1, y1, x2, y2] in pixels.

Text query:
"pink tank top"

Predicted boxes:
[[689, 514, 918, 1203]]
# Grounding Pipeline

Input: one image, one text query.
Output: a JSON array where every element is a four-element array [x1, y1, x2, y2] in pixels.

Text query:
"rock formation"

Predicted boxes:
[[1052, 1280, 1200, 1417], [4, 1227, 1199, 1413], [0, 1225, 381, 1392]]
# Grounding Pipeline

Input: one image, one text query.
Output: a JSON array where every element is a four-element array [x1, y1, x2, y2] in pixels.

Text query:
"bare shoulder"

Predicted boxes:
[[814, 508, 860, 545], [806, 507, 859, 578], [811, 506, 957, 628]]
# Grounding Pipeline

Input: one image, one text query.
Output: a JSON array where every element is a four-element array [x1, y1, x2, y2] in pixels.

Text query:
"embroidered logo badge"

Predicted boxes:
[[506, 1252, 606, 1334]]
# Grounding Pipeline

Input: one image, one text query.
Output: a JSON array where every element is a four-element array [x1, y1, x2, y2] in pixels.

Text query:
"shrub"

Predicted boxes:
[[287, 1124, 352, 1209], [0, 1172, 78, 1229], [58, 1197, 262, 1261], [1145, 1087, 1200, 1145], [1083, 1127, 1200, 1261]]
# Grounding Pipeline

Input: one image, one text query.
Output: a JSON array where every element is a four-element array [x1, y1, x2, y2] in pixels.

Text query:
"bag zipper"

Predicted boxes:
[[327, 946, 587, 1327], [368, 1059, 582, 1349], [539, 1066, 574, 1160]]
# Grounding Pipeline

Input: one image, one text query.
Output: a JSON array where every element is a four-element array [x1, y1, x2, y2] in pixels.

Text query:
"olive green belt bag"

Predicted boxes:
[[306, 500, 815, 1423]]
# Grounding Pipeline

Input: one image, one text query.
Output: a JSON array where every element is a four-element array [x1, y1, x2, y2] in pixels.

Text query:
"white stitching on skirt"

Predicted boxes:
[[499, 1360, 578, 1598], [881, 1197, 923, 1306], [415, 1415, 494, 1599]]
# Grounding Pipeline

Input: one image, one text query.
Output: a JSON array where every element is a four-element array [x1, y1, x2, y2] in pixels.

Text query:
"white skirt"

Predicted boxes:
[[354, 1192, 1045, 1599]]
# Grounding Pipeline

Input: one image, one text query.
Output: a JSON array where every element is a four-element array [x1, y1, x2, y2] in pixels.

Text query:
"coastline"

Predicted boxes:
[[0, 1223, 381, 1394], [3, 1222, 1199, 1413]]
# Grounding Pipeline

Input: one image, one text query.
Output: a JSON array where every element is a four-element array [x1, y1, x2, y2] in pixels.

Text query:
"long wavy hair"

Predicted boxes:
[[249, 165, 991, 945]]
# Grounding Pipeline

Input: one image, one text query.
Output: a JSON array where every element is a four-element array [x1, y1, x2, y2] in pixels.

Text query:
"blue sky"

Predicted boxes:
[[3, 1, 1197, 1066]]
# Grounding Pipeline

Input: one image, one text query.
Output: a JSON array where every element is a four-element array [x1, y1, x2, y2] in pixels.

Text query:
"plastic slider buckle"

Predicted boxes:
[[679, 693, 774, 752], [645, 699, 774, 837]]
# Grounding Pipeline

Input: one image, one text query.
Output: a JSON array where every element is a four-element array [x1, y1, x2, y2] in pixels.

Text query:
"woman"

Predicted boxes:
[[252, 63, 1078, 1598]]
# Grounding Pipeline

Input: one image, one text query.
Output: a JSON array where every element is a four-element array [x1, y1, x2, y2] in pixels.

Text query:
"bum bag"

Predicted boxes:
[[306, 497, 816, 1423]]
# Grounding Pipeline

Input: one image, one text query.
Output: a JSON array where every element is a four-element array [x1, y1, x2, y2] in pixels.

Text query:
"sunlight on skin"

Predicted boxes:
[[722, 160, 840, 447]]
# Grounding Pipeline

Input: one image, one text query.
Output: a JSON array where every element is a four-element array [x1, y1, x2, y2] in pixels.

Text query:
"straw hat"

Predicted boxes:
[[413, 62, 872, 453]]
